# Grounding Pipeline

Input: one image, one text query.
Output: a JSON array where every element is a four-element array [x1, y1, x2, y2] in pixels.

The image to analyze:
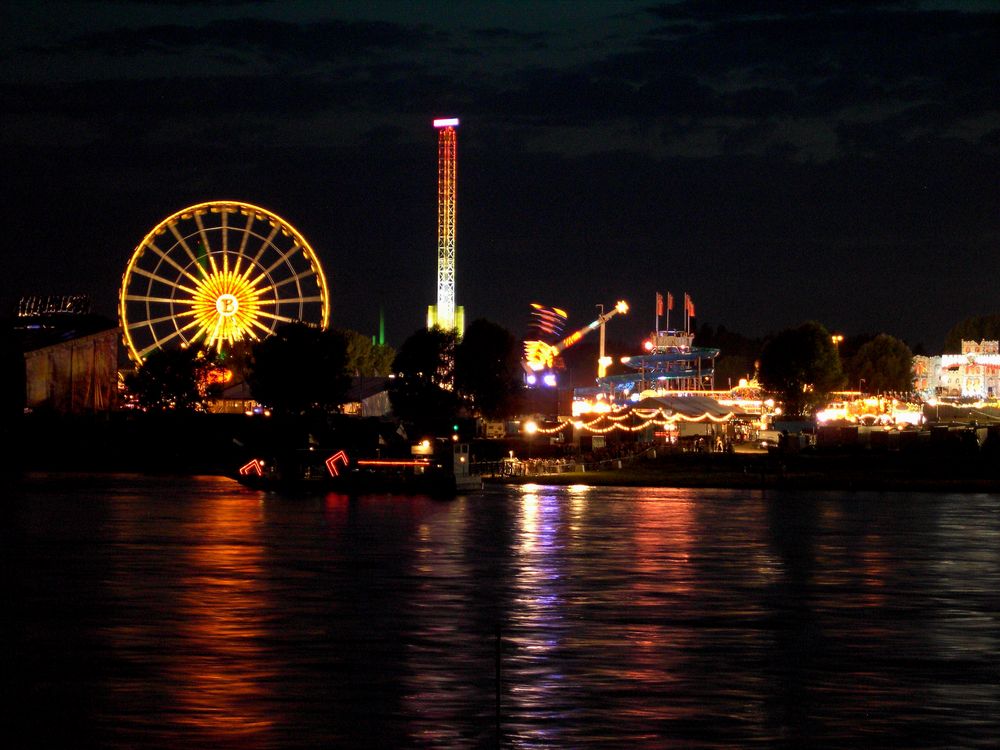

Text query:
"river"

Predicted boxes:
[[4, 474, 998, 748]]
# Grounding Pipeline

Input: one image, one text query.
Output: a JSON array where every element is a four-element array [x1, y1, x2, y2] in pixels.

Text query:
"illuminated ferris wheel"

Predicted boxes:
[[119, 200, 330, 363]]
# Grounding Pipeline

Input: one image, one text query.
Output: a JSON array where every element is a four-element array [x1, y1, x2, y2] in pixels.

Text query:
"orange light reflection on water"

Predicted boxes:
[[169, 488, 276, 742]]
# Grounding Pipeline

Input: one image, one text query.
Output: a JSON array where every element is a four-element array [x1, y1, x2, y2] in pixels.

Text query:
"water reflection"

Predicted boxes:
[[171, 489, 274, 741], [507, 487, 569, 746], [620, 492, 696, 727], [7, 476, 1000, 748], [103, 478, 277, 746], [399, 495, 484, 747]]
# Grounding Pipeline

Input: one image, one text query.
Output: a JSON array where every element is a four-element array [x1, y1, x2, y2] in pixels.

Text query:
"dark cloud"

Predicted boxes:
[[646, 1, 963, 23], [114, 1, 274, 5], [31, 17, 432, 61], [1, 1, 997, 350], [469, 26, 547, 43]]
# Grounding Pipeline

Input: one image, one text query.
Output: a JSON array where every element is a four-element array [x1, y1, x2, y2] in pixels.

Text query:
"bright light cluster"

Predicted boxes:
[[189, 267, 266, 350], [816, 397, 924, 426], [120, 201, 330, 363], [524, 340, 557, 372], [523, 300, 629, 385]]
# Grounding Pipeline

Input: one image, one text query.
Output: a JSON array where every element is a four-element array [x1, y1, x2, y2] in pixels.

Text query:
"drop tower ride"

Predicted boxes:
[[427, 117, 464, 334]]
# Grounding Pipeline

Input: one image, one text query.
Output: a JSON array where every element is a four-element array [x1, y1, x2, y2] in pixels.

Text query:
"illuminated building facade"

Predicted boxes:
[[14, 295, 119, 415], [914, 340, 1000, 399], [427, 118, 464, 334], [23, 327, 119, 415]]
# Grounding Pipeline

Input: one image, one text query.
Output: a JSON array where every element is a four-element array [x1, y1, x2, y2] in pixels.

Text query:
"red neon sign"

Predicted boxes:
[[239, 459, 264, 476], [325, 450, 350, 477]]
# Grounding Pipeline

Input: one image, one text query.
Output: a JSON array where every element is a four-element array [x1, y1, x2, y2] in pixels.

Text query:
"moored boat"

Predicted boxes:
[[233, 441, 482, 496]]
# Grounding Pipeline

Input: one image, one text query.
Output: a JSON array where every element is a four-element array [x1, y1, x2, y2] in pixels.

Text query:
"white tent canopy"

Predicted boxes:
[[632, 395, 734, 420]]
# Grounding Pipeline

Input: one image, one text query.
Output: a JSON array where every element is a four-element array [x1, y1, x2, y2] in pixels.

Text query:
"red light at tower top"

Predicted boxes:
[[433, 117, 460, 128]]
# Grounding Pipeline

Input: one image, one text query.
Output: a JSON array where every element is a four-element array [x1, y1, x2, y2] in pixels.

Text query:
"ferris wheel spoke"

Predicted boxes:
[[194, 212, 220, 276], [204, 313, 226, 348], [128, 267, 200, 297], [270, 268, 317, 291], [231, 212, 255, 277], [191, 315, 220, 343], [220, 210, 229, 274], [142, 240, 205, 287], [240, 315, 273, 336], [248, 245, 302, 288], [128, 310, 196, 330], [190, 313, 226, 347], [254, 310, 302, 325], [168, 222, 205, 276], [262, 244, 303, 276], [125, 294, 196, 306], [258, 296, 324, 306], [137, 318, 202, 359], [249, 223, 281, 268]]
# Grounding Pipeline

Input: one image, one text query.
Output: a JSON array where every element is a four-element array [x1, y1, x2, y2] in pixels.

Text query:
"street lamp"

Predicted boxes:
[[524, 420, 538, 459]]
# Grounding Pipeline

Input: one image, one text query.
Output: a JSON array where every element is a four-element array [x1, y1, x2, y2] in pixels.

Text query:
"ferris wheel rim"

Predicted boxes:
[[119, 200, 330, 363]]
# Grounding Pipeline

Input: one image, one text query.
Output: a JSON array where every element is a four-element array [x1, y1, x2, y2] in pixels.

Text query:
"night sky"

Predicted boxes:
[[2, 1, 997, 352]]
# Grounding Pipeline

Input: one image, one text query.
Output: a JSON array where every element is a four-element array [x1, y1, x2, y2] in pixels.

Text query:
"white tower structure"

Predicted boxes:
[[427, 117, 464, 334]]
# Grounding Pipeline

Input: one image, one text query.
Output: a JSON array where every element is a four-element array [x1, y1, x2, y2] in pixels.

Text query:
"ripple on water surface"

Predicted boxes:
[[5, 476, 999, 748]]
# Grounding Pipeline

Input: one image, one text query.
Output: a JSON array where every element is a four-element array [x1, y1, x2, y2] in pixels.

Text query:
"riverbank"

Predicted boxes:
[[487, 451, 1000, 493], [7, 412, 999, 495]]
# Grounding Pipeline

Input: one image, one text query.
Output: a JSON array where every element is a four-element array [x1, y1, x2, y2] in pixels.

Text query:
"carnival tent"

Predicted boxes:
[[632, 395, 734, 420]]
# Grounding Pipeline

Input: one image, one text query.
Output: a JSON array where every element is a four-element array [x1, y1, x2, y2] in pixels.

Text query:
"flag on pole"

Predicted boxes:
[[666, 292, 674, 311], [688, 296, 695, 317], [656, 292, 664, 316]]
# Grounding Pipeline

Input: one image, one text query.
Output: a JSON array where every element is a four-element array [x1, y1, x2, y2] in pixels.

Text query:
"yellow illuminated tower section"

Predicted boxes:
[[427, 117, 464, 334]]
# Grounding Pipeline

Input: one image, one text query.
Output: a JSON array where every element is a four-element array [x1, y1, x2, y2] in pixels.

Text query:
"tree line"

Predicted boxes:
[[124, 318, 523, 433], [122, 311, 997, 424]]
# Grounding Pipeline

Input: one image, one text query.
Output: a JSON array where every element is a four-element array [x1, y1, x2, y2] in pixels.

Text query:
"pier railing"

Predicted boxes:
[[474, 446, 659, 478]]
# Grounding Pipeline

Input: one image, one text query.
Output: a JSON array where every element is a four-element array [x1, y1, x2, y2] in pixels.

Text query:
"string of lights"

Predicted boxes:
[[528, 407, 736, 435]]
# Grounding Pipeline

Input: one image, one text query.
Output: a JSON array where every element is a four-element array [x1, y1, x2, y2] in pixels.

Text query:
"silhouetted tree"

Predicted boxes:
[[944, 314, 1000, 353], [695, 322, 763, 387], [758, 321, 844, 416], [218, 339, 255, 385], [341, 329, 395, 376], [124, 345, 214, 411], [248, 323, 350, 414], [848, 334, 914, 394], [455, 318, 522, 418], [837, 333, 876, 365], [388, 327, 458, 431]]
